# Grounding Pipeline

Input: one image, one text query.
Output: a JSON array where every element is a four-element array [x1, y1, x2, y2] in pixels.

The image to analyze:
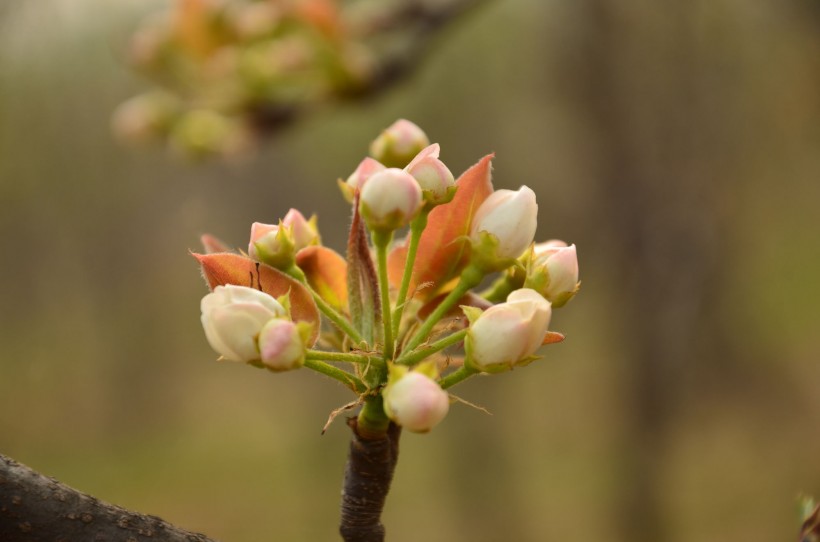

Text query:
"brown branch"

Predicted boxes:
[[251, 0, 489, 135], [339, 420, 401, 542], [0, 453, 217, 542]]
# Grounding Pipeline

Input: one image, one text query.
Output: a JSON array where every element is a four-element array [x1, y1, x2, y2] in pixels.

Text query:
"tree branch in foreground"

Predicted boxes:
[[0, 453, 217, 542], [339, 420, 401, 542]]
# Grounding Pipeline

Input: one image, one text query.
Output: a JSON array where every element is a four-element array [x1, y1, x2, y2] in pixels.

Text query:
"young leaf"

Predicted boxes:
[[296, 246, 349, 312], [346, 193, 380, 345], [200, 234, 232, 254], [387, 154, 494, 299], [193, 252, 320, 345]]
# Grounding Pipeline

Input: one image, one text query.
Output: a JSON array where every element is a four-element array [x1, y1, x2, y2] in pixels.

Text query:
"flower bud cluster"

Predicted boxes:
[[117, 0, 378, 158], [201, 285, 308, 371], [195, 119, 580, 437]]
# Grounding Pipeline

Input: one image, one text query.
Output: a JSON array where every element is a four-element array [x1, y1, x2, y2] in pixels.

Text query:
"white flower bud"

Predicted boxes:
[[465, 288, 551, 373], [369, 119, 431, 168], [359, 168, 423, 232], [383, 371, 449, 433], [282, 209, 320, 251], [200, 285, 286, 362], [470, 186, 538, 262], [530, 242, 579, 306], [257, 319, 305, 371], [405, 144, 455, 205], [346, 157, 386, 193]]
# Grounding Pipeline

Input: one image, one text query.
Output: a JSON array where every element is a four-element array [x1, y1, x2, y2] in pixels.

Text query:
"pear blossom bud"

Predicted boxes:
[[465, 288, 551, 373], [383, 371, 450, 433], [257, 318, 305, 371], [111, 92, 180, 144], [405, 144, 455, 205], [359, 168, 423, 232], [249, 222, 295, 269], [340, 157, 386, 203], [282, 209, 320, 251], [529, 242, 579, 307], [200, 285, 286, 363], [470, 186, 538, 265], [369, 119, 431, 168]]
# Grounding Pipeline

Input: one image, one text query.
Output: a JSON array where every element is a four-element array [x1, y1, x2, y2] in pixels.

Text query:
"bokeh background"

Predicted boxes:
[[2, 1, 819, 541]]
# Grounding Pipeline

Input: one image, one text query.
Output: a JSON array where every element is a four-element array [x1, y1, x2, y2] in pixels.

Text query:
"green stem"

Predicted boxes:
[[392, 212, 428, 340], [286, 265, 366, 347], [306, 350, 372, 364], [357, 395, 390, 439], [479, 273, 518, 303], [303, 359, 365, 392], [439, 366, 478, 389], [402, 264, 484, 354], [373, 231, 395, 361], [396, 329, 467, 366]]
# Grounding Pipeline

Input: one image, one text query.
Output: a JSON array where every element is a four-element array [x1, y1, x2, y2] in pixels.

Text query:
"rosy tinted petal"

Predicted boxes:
[[206, 304, 271, 362]]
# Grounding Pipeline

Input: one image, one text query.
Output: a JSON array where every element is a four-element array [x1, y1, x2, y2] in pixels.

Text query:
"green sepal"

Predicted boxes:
[[295, 320, 314, 346], [413, 359, 440, 379], [253, 223, 296, 270], [470, 230, 522, 274], [461, 305, 484, 325]]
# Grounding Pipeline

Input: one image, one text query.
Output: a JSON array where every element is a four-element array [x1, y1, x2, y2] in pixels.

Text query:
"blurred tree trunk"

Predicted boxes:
[[570, 2, 724, 540]]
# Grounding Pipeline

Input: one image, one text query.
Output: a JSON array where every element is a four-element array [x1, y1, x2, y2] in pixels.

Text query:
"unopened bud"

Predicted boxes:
[[383, 367, 449, 433], [282, 209, 320, 251], [470, 186, 538, 269], [527, 241, 579, 307], [169, 109, 249, 159], [464, 288, 551, 373], [405, 144, 455, 206], [359, 168, 423, 232], [340, 157, 386, 202], [369, 119, 430, 168], [112, 92, 180, 144], [257, 318, 306, 371], [200, 285, 286, 363], [249, 222, 295, 269]]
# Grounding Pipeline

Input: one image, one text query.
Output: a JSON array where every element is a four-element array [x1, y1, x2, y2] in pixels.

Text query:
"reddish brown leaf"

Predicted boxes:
[[388, 154, 494, 299], [542, 331, 565, 345], [200, 234, 232, 254], [193, 252, 320, 345], [296, 246, 348, 311]]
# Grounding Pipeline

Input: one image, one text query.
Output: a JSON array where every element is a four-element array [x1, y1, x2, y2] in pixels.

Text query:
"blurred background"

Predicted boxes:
[[1, 0, 819, 541]]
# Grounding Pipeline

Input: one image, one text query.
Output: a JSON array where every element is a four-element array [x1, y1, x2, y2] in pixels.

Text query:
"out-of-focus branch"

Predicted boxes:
[[0, 454, 217, 542], [115, 0, 489, 158]]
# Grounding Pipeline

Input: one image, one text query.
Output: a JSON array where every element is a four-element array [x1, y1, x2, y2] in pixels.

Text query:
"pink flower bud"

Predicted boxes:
[[531, 242, 579, 306], [383, 372, 450, 433], [200, 285, 286, 363], [359, 168, 423, 232], [257, 319, 305, 371], [249, 222, 295, 269], [341, 157, 386, 203], [470, 186, 538, 261], [405, 144, 455, 205], [282, 209, 320, 251], [369, 119, 431, 168], [465, 288, 551, 373]]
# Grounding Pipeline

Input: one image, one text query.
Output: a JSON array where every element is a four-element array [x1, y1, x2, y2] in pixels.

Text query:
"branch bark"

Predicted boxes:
[[339, 420, 401, 542], [0, 453, 217, 542]]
